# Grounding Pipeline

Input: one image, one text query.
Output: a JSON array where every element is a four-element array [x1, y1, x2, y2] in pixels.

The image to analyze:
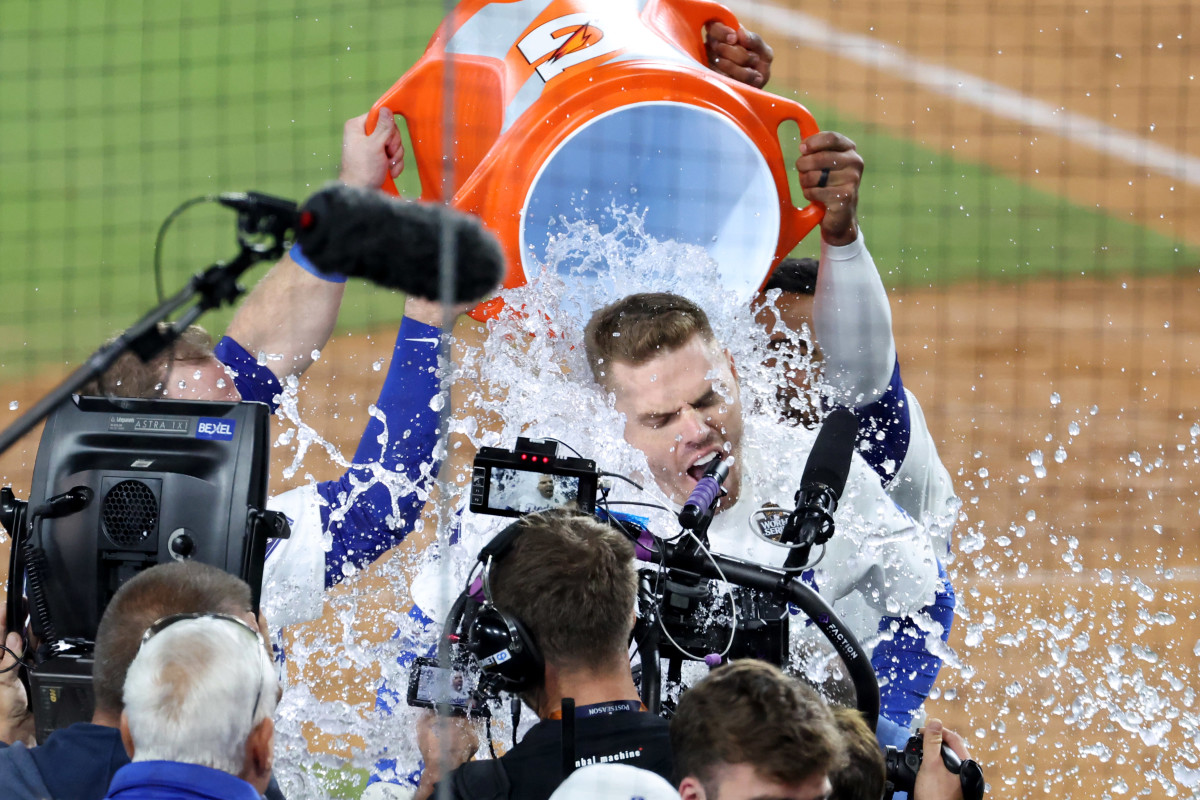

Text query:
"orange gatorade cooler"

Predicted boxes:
[[367, 0, 823, 319]]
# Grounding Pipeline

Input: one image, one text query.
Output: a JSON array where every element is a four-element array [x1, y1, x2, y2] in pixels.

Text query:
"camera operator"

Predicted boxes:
[[414, 509, 672, 800], [0, 561, 284, 800], [106, 613, 278, 800]]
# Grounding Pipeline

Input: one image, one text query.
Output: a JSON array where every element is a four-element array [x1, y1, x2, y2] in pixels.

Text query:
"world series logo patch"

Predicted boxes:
[[751, 504, 790, 543]]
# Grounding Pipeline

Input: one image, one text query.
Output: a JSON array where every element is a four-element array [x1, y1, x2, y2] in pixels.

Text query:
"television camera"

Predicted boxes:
[[413, 421, 984, 799], [1, 396, 289, 741]]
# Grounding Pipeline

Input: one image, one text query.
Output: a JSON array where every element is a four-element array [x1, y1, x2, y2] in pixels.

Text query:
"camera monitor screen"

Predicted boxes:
[[470, 443, 598, 519], [485, 468, 583, 515], [407, 657, 475, 710]]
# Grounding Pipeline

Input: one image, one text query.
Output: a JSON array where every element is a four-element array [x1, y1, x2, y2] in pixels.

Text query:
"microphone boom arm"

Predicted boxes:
[[0, 211, 289, 457]]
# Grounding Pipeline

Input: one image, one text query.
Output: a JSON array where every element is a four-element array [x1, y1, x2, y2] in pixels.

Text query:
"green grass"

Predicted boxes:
[[0, 0, 445, 377], [1, 1, 1195, 379]]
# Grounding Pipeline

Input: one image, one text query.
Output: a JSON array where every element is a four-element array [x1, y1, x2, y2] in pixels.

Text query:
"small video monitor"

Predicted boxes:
[[470, 438, 598, 519]]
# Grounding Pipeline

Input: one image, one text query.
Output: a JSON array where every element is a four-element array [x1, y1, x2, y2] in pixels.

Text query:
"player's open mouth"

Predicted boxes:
[[686, 450, 719, 483]]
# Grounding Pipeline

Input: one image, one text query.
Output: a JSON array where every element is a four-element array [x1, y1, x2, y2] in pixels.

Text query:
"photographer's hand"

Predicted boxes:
[[413, 711, 480, 800], [914, 719, 971, 800], [0, 626, 33, 746]]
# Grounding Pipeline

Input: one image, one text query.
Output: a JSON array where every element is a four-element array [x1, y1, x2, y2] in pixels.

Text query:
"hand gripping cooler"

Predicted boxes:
[[367, 0, 823, 320]]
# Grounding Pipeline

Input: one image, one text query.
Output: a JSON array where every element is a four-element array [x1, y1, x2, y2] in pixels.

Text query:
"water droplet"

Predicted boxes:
[[1026, 509, 1036, 521], [1054, 446, 1067, 463], [1050, 392, 1061, 406], [1068, 421, 1081, 436], [372, 359, 384, 372], [1131, 578, 1155, 601], [7, 401, 17, 411]]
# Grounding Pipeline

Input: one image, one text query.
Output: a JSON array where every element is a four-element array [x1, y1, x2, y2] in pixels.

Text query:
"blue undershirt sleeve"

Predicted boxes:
[[214, 336, 284, 411], [314, 317, 442, 587], [871, 558, 956, 731], [841, 358, 912, 486]]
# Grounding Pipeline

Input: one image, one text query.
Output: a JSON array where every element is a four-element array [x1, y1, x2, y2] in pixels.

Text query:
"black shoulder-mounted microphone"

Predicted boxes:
[[782, 409, 859, 570]]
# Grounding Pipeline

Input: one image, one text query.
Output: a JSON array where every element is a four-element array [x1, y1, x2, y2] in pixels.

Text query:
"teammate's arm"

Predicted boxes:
[[224, 110, 405, 384]]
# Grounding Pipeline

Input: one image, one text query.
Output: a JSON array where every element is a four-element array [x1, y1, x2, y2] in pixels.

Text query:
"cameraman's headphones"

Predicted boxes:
[[459, 519, 545, 694]]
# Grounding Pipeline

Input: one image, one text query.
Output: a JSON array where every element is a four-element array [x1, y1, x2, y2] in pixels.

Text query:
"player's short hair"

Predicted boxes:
[[79, 323, 215, 399], [829, 705, 887, 800], [671, 659, 845, 790], [583, 293, 715, 387], [763, 257, 819, 296], [491, 509, 637, 672], [92, 561, 253, 714]]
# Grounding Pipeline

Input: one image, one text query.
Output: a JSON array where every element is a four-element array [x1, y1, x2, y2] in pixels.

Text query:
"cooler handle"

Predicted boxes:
[[656, 0, 741, 63], [737, 89, 826, 255], [368, 59, 442, 198], [366, 98, 404, 198]]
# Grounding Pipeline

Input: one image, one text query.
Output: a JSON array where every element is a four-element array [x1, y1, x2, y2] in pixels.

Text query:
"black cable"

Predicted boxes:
[[601, 499, 673, 514], [0, 636, 32, 675], [598, 471, 643, 491], [543, 438, 583, 458], [153, 195, 215, 303]]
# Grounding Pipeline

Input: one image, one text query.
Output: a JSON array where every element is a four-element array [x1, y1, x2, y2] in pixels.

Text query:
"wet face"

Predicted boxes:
[[163, 356, 242, 402], [608, 334, 744, 508], [679, 764, 831, 800], [537, 474, 555, 499], [753, 291, 822, 425]]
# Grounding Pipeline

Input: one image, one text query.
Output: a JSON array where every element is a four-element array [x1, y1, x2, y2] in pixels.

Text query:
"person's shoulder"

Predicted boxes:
[[0, 741, 54, 799], [450, 757, 512, 800]]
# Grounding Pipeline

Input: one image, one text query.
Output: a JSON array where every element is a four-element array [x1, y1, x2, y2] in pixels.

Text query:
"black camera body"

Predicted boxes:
[[648, 566, 789, 667], [884, 733, 985, 800], [1, 395, 289, 742]]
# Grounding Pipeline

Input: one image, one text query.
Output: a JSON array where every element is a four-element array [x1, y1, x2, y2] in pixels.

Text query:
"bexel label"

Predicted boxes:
[[196, 417, 236, 441], [108, 415, 190, 436]]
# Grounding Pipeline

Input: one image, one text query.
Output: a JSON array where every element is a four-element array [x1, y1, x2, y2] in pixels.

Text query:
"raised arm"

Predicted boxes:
[[223, 110, 405, 386], [798, 133, 958, 547]]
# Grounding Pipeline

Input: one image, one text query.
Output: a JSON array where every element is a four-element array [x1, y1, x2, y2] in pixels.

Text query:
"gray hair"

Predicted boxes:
[[122, 616, 278, 775]]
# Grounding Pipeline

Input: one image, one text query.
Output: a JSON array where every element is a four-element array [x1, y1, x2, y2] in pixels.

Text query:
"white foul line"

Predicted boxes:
[[726, 0, 1200, 187]]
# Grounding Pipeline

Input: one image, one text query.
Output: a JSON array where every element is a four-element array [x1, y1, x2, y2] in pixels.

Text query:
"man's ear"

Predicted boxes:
[[118, 711, 135, 759], [678, 775, 707, 800], [724, 348, 740, 386], [244, 717, 275, 778]]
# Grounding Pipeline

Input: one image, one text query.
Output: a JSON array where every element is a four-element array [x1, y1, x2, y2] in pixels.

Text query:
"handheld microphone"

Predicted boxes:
[[678, 456, 732, 531], [782, 409, 859, 569], [295, 183, 505, 303]]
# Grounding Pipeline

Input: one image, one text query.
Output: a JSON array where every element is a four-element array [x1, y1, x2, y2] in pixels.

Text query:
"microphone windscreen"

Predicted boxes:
[[296, 183, 504, 303], [800, 408, 859, 498]]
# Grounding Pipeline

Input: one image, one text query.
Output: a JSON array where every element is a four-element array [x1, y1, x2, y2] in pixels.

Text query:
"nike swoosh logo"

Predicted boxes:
[[405, 338, 439, 345]]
